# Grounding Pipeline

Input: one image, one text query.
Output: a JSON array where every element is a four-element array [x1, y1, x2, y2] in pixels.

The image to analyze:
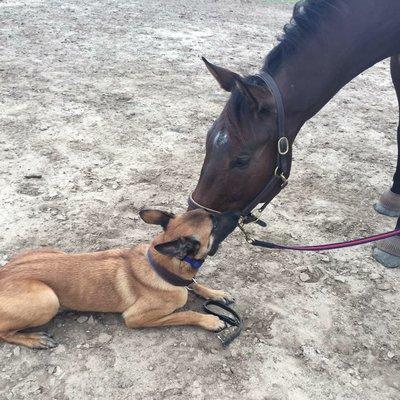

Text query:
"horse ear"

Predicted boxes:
[[235, 78, 273, 112], [155, 237, 200, 259], [202, 57, 241, 92], [139, 209, 175, 230]]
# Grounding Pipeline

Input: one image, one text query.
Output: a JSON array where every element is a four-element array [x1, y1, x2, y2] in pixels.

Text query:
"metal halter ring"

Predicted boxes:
[[277, 137, 289, 155], [274, 167, 288, 187], [238, 219, 255, 244]]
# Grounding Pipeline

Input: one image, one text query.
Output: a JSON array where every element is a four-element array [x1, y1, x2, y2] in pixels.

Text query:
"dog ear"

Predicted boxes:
[[154, 236, 200, 259], [202, 57, 241, 92], [139, 209, 175, 229]]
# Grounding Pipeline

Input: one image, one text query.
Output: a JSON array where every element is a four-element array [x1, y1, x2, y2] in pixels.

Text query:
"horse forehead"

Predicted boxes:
[[213, 130, 229, 147]]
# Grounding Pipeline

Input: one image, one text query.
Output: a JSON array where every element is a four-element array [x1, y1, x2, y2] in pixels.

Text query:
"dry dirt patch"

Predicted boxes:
[[0, 1, 399, 399]]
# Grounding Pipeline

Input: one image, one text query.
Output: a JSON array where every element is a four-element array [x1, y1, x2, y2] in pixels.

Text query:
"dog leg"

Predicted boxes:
[[189, 282, 234, 304], [0, 331, 58, 349], [123, 306, 226, 332], [0, 279, 60, 349]]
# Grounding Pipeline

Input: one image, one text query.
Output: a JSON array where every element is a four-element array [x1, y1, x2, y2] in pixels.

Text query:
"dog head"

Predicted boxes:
[[139, 209, 239, 260]]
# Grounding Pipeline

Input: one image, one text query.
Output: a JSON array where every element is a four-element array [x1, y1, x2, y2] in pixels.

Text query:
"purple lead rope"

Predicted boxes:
[[250, 228, 400, 251]]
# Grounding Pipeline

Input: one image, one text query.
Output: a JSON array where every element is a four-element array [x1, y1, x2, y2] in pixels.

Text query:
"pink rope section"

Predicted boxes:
[[252, 229, 400, 251]]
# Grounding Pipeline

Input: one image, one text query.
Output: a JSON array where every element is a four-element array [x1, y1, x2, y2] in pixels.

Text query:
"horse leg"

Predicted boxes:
[[374, 54, 400, 216], [373, 216, 400, 268], [373, 55, 400, 268]]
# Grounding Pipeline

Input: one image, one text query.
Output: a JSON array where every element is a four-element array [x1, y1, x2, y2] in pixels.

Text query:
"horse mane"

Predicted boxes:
[[224, 0, 344, 142], [265, 0, 343, 74]]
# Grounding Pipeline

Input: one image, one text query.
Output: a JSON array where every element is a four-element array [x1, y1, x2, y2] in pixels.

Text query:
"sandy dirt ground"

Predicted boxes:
[[1, 0, 400, 399]]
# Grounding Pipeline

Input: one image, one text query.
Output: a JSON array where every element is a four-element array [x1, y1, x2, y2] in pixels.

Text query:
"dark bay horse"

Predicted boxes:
[[189, 0, 400, 267]]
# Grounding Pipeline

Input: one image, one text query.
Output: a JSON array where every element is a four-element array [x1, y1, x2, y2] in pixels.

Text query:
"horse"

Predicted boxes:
[[188, 0, 400, 267]]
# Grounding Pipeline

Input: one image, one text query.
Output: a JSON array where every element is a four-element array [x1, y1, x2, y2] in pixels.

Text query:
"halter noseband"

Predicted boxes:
[[188, 71, 291, 226], [188, 194, 221, 215]]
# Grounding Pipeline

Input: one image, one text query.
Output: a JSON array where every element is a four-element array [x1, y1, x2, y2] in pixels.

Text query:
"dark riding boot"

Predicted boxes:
[[374, 189, 400, 217], [373, 216, 400, 268]]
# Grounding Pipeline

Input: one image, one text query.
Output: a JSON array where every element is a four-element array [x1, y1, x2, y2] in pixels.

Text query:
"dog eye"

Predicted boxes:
[[230, 155, 250, 169]]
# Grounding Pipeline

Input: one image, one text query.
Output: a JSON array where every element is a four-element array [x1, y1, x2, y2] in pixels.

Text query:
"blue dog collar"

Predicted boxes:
[[182, 256, 204, 270]]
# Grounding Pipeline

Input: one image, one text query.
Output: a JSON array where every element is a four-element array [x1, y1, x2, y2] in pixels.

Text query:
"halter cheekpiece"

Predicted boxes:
[[188, 70, 291, 226]]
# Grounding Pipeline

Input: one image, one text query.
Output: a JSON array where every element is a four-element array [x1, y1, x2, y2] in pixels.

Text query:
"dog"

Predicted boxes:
[[0, 209, 239, 349]]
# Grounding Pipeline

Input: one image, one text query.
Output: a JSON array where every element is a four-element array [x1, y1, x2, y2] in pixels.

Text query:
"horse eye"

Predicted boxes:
[[230, 156, 250, 169]]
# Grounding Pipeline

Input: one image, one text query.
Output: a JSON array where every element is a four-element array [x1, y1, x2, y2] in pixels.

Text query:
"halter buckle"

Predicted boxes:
[[250, 208, 263, 224], [278, 137, 289, 155]]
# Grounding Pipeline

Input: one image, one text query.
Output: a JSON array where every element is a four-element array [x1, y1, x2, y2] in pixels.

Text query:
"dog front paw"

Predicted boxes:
[[31, 332, 58, 350], [202, 315, 227, 332], [208, 290, 235, 305]]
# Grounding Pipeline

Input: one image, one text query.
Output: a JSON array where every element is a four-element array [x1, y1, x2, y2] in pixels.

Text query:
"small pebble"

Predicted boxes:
[[98, 333, 112, 344], [388, 351, 395, 359], [369, 273, 380, 280], [320, 255, 330, 263], [54, 345, 66, 354], [47, 366, 57, 375], [13, 347, 20, 356], [334, 276, 347, 283], [77, 316, 88, 324], [148, 366, 154, 371], [88, 316, 95, 325], [351, 379, 359, 387], [377, 283, 391, 291], [299, 272, 311, 282]]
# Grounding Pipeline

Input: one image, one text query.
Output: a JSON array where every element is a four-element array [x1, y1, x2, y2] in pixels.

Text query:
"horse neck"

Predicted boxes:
[[268, 0, 400, 136]]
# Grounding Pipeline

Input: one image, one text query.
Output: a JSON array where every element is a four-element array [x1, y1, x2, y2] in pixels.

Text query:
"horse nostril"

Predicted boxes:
[[231, 211, 241, 220], [221, 211, 241, 222]]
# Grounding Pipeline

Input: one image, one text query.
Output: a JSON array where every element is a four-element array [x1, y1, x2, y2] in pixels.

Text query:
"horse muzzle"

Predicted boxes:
[[208, 211, 240, 256]]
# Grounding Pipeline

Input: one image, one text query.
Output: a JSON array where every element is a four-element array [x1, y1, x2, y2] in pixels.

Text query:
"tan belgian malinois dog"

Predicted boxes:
[[0, 209, 239, 349]]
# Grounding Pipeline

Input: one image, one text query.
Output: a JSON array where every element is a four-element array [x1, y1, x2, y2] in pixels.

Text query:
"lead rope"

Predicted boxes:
[[238, 225, 400, 251], [203, 300, 242, 347]]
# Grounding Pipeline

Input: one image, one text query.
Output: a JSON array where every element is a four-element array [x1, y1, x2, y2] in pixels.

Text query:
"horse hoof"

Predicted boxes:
[[373, 248, 400, 268], [373, 202, 400, 217], [374, 190, 400, 217]]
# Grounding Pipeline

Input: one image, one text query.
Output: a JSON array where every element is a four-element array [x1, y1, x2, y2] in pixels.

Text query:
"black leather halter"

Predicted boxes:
[[189, 71, 291, 224]]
